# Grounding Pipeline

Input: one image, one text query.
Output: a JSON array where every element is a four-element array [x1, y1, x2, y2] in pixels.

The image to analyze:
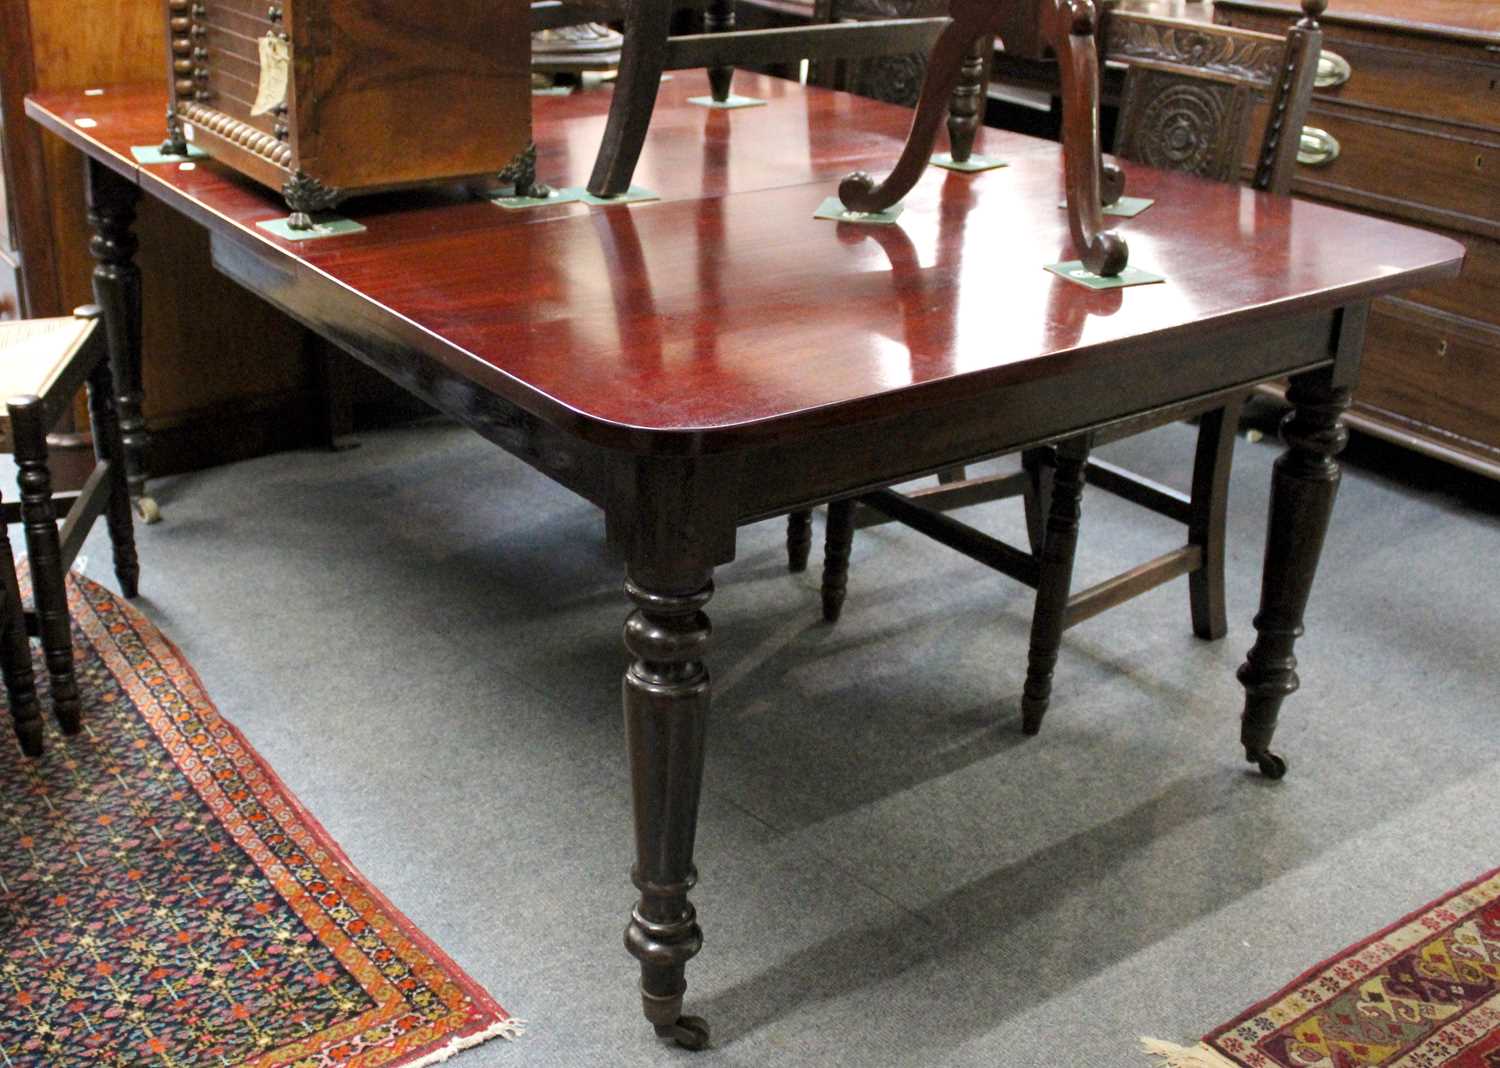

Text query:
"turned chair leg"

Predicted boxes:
[[821, 498, 857, 623], [0, 487, 41, 757], [945, 35, 989, 164], [1187, 397, 1244, 641], [1020, 436, 1089, 735], [786, 510, 813, 573], [86, 341, 141, 599], [8, 396, 81, 734]]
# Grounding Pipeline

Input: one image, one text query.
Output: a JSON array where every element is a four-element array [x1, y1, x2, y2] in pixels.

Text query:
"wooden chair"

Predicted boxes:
[[528, 0, 980, 199], [793, 1, 1326, 757], [0, 306, 140, 753]]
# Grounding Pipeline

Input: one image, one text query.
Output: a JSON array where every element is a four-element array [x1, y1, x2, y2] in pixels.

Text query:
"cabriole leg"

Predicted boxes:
[[622, 568, 714, 1050], [86, 160, 157, 523], [1236, 372, 1350, 780]]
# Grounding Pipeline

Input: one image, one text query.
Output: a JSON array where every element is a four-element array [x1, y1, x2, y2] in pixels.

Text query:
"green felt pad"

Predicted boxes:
[[930, 152, 1008, 173], [687, 94, 767, 109], [492, 187, 584, 210], [256, 215, 367, 241], [813, 196, 904, 225], [131, 144, 208, 164], [571, 186, 661, 206], [1045, 260, 1165, 289]]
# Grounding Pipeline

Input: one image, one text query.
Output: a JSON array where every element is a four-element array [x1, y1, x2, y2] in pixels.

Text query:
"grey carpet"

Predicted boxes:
[[61, 407, 1500, 1066]]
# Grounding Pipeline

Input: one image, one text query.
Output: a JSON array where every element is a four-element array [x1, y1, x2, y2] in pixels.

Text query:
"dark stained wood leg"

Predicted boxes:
[[936, 466, 966, 485], [786, 509, 812, 573], [1020, 436, 1089, 735], [86, 350, 141, 599], [704, 0, 735, 103], [1021, 446, 1054, 556], [821, 498, 856, 623], [623, 567, 714, 1051], [8, 397, 80, 735], [1236, 371, 1349, 780], [1187, 397, 1245, 642], [0, 487, 42, 757], [588, 0, 672, 197], [87, 159, 157, 523], [945, 35, 988, 164]]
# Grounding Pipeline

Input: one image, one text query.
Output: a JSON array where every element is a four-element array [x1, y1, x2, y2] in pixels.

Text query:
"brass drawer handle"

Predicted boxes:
[[1298, 127, 1341, 168], [1315, 50, 1352, 89]]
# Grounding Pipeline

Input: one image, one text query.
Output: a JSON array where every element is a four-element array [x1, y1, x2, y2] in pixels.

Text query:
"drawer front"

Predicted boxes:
[[1218, 8, 1500, 132], [1289, 108, 1500, 239], [1404, 230, 1500, 330], [1358, 300, 1500, 454]]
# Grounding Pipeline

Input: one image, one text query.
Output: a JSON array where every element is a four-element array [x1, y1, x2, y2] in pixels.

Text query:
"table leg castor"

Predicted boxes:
[[1246, 748, 1288, 780], [655, 1015, 711, 1050], [135, 495, 162, 524]]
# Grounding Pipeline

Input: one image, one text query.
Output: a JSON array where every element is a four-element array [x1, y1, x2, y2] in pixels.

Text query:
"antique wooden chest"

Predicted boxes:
[[162, 0, 532, 227]]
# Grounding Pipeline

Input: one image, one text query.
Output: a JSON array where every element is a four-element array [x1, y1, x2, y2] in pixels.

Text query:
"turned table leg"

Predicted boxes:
[[1236, 370, 1350, 780], [622, 567, 714, 1050], [704, 0, 736, 103], [87, 159, 158, 524]]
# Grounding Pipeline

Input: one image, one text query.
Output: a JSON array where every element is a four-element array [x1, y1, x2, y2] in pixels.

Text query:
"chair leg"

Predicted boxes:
[[587, 0, 672, 197], [821, 498, 857, 623], [945, 35, 989, 164], [1187, 397, 1244, 641], [1021, 446, 1054, 556], [1020, 436, 1089, 736], [87, 354, 141, 598], [786, 510, 813, 573], [0, 488, 41, 757], [9, 396, 81, 735], [704, 0, 735, 103]]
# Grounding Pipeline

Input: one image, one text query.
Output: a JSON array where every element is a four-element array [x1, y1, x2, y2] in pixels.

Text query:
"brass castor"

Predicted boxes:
[[655, 1015, 710, 1051], [135, 496, 161, 524], [1247, 748, 1288, 780]]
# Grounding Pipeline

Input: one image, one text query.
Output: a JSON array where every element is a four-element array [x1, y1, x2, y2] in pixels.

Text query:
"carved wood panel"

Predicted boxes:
[[1115, 66, 1253, 182]]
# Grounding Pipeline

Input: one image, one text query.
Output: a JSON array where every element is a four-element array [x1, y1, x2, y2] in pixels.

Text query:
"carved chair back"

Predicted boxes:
[[807, 0, 949, 106], [1102, 0, 1325, 195]]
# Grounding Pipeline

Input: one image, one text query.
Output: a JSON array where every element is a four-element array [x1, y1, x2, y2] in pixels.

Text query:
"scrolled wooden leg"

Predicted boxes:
[[622, 569, 714, 1050], [1021, 436, 1089, 735], [86, 346, 141, 599], [87, 159, 157, 523], [588, 0, 671, 197], [9, 397, 80, 735], [0, 489, 41, 757], [821, 498, 856, 623], [1236, 373, 1350, 780]]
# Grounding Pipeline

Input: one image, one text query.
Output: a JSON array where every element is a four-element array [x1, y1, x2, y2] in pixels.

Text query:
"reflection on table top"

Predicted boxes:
[[27, 72, 1462, 452]]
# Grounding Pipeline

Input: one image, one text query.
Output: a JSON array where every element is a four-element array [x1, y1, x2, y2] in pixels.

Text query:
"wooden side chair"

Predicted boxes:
[[793, 2, 1326, 764], [0, 306, 140, 754]]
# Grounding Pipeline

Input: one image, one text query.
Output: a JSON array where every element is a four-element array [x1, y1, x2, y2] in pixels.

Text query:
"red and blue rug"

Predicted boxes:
[[1145, 868, 1500, 1067], [1, 572, 519, 1067]]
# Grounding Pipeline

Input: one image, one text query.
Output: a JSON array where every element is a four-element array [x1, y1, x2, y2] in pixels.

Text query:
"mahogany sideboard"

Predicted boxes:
[[1215, 0, 1500, 479], [27, 75, 1462, 1048]]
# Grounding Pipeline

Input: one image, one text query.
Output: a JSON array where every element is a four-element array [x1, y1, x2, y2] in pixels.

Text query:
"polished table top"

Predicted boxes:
[[27, 73, 1462, 457]]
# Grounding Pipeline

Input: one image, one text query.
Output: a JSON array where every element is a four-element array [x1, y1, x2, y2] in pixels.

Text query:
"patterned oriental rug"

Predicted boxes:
[[1144, 868, 1500, 1067], [0, 573, 520, 1067]]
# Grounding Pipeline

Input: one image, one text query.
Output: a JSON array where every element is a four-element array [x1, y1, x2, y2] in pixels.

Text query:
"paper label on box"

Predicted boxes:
[[251, 34, 291, 116]]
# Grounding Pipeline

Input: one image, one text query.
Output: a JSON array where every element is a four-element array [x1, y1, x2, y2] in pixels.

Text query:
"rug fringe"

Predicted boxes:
[[1140, 1037, 1240, 1067], [402, 1018, 526, 1068]]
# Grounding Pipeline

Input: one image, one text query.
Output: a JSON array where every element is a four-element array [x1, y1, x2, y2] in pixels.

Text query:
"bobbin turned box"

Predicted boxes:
[[162, 0, 532, 227]]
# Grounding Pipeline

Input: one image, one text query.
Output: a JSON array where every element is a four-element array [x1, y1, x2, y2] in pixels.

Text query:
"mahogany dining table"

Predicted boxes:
[[27, 71, 1464, 1049]]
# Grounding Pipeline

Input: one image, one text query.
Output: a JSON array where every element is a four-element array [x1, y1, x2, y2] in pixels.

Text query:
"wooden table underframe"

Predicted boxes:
[[28, 73, 1462, 1048]]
